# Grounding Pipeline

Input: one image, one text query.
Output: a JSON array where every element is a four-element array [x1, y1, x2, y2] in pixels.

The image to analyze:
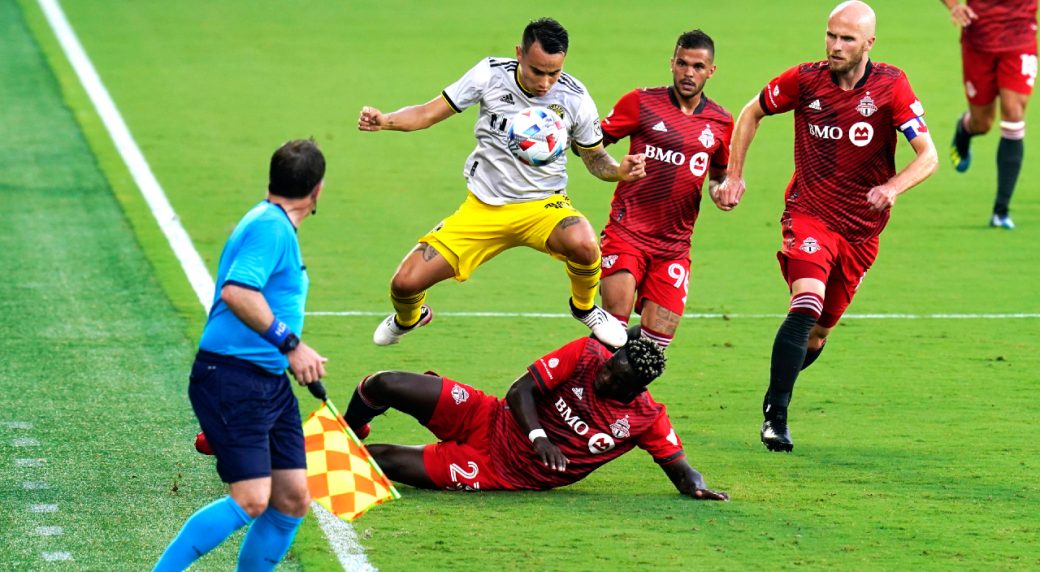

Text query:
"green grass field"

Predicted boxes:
[[3, 0, 1039, 569]]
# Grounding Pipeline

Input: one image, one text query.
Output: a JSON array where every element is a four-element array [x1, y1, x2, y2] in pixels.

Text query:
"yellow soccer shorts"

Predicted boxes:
[[419, 192, 586, 281]]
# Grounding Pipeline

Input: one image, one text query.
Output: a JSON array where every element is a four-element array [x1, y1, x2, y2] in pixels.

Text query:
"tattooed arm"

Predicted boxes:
[[577, 144, 647, 182]]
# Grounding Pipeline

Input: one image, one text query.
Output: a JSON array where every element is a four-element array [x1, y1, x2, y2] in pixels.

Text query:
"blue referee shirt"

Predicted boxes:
[[199, 200, 309, 374]]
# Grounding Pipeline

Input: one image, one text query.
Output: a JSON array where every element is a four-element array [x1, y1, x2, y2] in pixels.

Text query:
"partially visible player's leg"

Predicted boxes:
[[952, 41, 998, 172], [367, 445, 437, 489], [545, 215, 626, 347], [373, 244, 452, 345], [802, 323, 832, 371], [600, 270, 637, 325], [992, 87, 1031, 226], [634, 257, 691, 349]]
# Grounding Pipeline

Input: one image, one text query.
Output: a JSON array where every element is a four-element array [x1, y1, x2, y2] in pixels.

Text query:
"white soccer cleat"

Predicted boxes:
[[990, 214, 1015, 230], [373, 305, 433, 346], [571, 301, 627, 348]]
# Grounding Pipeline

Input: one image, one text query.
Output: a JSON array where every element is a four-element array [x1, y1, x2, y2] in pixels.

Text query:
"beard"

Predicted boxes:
[[828, 51, 863, 74]]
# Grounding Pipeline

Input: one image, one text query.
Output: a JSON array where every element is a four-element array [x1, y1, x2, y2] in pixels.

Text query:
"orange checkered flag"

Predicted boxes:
[[302, 382, 400, 521]]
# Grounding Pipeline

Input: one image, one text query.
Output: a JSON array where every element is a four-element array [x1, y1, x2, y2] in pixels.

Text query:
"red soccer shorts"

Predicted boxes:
[[961, 37, 1038, 105], [422, 378, 512, 491], [600, 227, 691, 316], [777, 211, 879, 328]]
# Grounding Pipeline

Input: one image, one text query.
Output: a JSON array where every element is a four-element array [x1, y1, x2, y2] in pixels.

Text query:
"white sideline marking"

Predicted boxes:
[[307, 310, 1040, 320], [31, 504, 59, 513], [13, 437, 40, 447], [314, 504, 376, 572], [2, 421, 33, 429], [41, 552, 73, 562], [37, 1, 365, 569], [23, 482, 50, 490], [38, 0, 214, 312], [15, 459, 44, 468], [35, 526, 65, 537]]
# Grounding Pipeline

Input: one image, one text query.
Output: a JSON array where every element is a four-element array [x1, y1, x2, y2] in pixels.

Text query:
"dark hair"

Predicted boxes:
[[675, 29, 715, 58], [623, 337, 667, 386], [268, 139, 325, 199], [522, 18, 569, 54]]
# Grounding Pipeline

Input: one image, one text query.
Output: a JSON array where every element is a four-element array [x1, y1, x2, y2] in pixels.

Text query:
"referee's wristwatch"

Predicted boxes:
[[278, 333, 300, 354]]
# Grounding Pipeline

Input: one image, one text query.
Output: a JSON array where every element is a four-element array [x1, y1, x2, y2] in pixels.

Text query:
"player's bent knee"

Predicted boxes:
[[389, 271, 424, 296], [565, 239, 601, 266], [233, 496, 269, 519]]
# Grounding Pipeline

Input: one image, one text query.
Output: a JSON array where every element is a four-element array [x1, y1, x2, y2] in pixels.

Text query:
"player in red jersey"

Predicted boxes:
[[715, 1, 938, 452], [598, 30, 733, 349], [340, 337, 728, 499], [944, 0, 1038, 229]]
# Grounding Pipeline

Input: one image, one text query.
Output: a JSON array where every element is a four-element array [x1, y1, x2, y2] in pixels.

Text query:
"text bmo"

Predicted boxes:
[[808, 122, 874, 147], [643, 144, 710, 176]]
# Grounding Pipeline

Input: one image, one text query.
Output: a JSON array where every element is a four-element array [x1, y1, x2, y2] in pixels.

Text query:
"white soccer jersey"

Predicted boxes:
[[442, 57, 604, 205]]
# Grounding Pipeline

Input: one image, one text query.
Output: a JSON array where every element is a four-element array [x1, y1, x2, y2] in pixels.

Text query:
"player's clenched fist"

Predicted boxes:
[[358, 106, 386, 131], [618, 153, 647, 181], [713, 176, 745, 211]]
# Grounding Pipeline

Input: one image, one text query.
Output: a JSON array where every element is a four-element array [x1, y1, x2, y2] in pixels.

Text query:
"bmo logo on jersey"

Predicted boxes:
[[643, 144, 710, 177], [808, 122, 874, 147]]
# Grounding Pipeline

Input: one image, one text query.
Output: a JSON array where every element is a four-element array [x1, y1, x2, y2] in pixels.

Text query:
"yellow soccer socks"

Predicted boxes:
[[565, 259, 601, 312], [390, 290, 427, 327]]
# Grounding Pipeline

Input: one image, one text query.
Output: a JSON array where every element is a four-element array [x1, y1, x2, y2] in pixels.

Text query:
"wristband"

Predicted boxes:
[[262, 319, 293, 349], [528, 428, 547, 443]]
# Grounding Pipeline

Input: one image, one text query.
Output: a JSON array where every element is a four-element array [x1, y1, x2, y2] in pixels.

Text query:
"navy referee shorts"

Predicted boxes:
[[188, 350, 305, 483]]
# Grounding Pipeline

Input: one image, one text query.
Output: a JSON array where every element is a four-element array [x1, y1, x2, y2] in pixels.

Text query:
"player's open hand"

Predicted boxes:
[[689, 487, 729, 501], [358, 106, 387, 132], [949, 3, 977, 27], [713, 177, 745, 211], [618, 153, 647, 181], [287, 341, 328, 384], [867, 183, 898, 211], [532, 437, 568, 472]]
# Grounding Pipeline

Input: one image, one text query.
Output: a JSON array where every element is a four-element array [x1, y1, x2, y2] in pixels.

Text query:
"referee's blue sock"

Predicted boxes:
[[236, 506, 304, 571], [153, 496, 252, 571]]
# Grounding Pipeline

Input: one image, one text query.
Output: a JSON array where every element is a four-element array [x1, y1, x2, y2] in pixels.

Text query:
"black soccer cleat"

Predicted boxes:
[[760, 419, 794, 452]]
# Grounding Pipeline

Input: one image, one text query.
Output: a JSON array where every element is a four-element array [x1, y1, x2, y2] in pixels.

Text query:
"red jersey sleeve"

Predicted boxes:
[[636, 404, 686, 465], [759, 65, 800, 115], [600, 90, 642, 145], [527, 338, 589, 394], [711, 120, 734, 169], [890, 73, 928, 142]]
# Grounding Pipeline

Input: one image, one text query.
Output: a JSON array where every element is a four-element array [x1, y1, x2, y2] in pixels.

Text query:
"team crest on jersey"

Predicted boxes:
[[572, 387, 584, 400], [451, 384, 470, 405], [602, 254, 618, 269], [610, 416, 631, 439], [800, 237, 820, 254], [698, 126, 715, 149], [857, 94, 878, 117], [548, 358, 560, 368], [547, 103, 566, 121]]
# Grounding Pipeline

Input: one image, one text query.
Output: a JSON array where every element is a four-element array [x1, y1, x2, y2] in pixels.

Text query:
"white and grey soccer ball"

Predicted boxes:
[[507, 106, 568, 167]]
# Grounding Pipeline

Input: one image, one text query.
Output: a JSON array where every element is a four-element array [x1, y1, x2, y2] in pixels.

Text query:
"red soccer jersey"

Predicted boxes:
[[489, 338, 685, 491], [601, 88, 733, 257], [759, 61, 926, 243], [964, 0, 1038, 52]]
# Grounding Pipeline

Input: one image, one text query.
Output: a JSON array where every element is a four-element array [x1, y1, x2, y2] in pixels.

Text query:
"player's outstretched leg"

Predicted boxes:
[[343, 371, 443, 438]]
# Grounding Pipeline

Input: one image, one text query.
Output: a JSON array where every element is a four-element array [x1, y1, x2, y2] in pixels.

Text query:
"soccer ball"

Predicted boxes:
[[507, 106, 568, 167]]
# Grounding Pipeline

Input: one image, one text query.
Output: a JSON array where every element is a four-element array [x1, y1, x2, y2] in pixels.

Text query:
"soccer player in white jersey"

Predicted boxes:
[[358, 18, 646, 348]]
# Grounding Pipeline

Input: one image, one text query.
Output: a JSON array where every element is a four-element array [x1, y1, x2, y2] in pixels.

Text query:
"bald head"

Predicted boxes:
[[825, 0, 876, 80], [830, 1, 876, 37]]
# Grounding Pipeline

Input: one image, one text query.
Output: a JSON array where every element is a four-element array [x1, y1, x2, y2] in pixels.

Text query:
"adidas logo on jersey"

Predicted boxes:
[[572, 387, 584, 400], [499, 94, 515, 105], [652, 121, 668, 132], [808, 99, 822, 111]]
